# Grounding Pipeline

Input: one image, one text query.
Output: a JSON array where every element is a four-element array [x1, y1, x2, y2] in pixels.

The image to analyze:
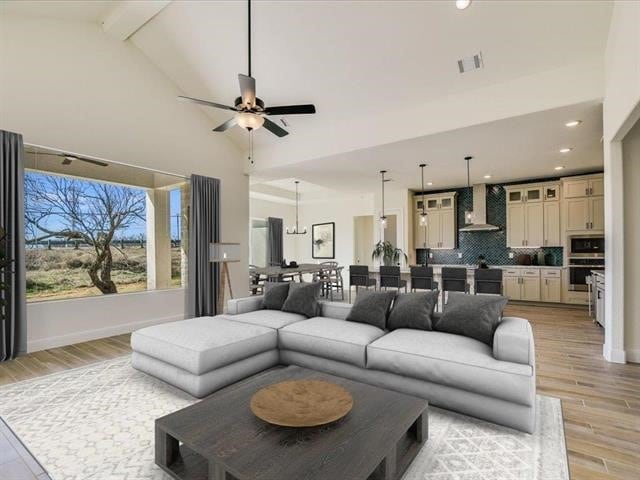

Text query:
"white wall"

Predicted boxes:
[[249, 197, 298, 262], [294, 194, 375, 277], [0, 14, 249, 350], [622, 120, 640, 363], [602, 1, 640, 363]]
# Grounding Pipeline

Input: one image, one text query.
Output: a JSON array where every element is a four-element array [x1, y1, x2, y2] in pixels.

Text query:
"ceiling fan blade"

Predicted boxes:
[[177, 95, 236, 111], [264, 104, 316, 116], [76, 157, 109, 167], [262, 118, 289, 137], [238, 74, 256, 107], [213, 117, 238, 132]]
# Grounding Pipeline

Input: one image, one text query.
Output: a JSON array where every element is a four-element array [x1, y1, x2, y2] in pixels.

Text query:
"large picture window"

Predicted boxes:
[[24, 146, 189, 302]]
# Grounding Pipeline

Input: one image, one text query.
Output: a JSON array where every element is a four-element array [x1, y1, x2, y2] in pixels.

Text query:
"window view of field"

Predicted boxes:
[[25, 170, 184, 302]]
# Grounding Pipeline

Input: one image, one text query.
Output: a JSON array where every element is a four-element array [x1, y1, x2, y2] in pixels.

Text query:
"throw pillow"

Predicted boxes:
[[282, 282, 322, 318], [435, 292, 508, 346], [261, 282, 290, 310], [387, 290, 439, 331], [346, 290, 396, 329]]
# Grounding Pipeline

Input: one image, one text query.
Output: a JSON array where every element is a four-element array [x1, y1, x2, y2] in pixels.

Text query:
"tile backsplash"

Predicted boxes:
[[416, 184, 563, 266]]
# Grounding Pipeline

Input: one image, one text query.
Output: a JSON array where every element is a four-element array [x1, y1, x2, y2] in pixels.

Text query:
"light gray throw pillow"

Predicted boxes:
[[261, 282, 290, 310], [282, 282, 322, 318], [387, 291, 439, 331], [435, 292, 508, 346], [346, 290, 396, 329]]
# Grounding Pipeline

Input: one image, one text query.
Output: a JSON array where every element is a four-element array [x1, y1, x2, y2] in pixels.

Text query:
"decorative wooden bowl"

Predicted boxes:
[[250, 379, 354, 427]]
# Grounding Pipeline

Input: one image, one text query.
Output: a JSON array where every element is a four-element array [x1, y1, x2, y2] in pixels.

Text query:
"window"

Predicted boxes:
[[24, 146, 188, 302], [250, 219, 268, 267]]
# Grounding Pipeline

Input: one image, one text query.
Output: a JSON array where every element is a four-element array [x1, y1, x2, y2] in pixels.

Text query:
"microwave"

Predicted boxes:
[[569, 235, 604, 257]]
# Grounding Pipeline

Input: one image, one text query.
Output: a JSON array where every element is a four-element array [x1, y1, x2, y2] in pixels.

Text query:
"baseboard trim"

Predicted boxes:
[[602, 344, 627, 364], [625, 349, 640, 364], [27, 315, 184, 353]]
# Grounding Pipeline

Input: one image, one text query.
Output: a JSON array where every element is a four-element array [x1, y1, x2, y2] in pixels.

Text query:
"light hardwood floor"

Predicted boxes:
[[0, 305, 638, 479]]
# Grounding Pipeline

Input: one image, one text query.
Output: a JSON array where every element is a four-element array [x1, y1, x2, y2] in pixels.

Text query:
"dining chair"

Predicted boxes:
[[249, 265, 265, 295], [474, 268, 503, 295], [348, 265, 377, 303], [410, 266, 438, 292], [318, 266, 344, 301], [441, 267, 470, 304], [379, 266, 407, 293]]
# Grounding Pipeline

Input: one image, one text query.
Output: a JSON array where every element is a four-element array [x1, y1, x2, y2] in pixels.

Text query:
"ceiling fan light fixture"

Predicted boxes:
[[236, 112, 264, 131], [456, 0, 472, 10]]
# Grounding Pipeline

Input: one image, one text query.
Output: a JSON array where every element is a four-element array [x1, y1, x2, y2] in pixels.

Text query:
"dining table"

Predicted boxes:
[[251, 263, 328, 281]]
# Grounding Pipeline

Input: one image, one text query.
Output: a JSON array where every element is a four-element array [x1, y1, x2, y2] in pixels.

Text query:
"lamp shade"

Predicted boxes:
[[210, 243, 241, 263]]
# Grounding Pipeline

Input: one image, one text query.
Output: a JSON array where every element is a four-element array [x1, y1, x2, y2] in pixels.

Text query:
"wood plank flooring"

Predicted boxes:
[[0, 306, 638, 479]]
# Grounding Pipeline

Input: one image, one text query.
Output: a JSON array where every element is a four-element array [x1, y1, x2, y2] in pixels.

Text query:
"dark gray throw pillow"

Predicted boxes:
[[435, 292, 508, 346], [282, 282, 322, 318], [387, 291, 439, 331], [346, 290, 396, 329], [261, 282, 290, 310]]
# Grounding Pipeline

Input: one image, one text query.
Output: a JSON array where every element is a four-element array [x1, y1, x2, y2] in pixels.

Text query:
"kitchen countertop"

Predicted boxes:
[[370, 264, 562, 273]]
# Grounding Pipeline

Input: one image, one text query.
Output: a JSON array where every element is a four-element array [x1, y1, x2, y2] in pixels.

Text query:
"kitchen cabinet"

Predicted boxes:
[[414, 193, 457, 249], [541, 270, 562, 303], [502, 268, 541, 301], [506, 182, 560, 247], [562, 173, 604, 232]]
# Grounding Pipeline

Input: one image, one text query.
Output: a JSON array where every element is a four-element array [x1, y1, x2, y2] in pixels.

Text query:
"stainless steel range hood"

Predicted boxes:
[[458, 184, 500, 232]]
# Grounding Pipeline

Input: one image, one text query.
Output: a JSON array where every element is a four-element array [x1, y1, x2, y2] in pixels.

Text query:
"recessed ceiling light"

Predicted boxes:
[[565, 120, 582, 127], [456, 0, 471, 9], [483, 174, 492, 179], [427, 182, 433, 186], [554, 166, 565, 171], [559, 148, 572, 153]]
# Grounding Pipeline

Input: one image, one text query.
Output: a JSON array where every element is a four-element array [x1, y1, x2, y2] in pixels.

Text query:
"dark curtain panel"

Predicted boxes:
[[267, 217, 284, 266], [0, 130, 27, 361], [187, 174, 220, 317]]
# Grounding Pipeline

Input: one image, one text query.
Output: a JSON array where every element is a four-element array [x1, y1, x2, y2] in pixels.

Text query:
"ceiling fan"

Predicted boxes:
[[177, 0, 316, 137], [26, 149, 108, 167]]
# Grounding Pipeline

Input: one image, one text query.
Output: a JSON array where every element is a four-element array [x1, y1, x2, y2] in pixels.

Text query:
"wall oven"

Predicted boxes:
[[568, 258, 605, 292]]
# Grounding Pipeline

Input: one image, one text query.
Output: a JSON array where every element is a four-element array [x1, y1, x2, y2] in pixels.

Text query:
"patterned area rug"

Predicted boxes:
[[0, 357, 569, 480]]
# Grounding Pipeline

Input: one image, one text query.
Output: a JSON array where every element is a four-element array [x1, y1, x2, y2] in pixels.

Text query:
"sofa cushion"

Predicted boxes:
[[279, 317, 385, 368], [387, 291, 439, 331], [346, 290, 396, 329], [282, 282, 322, 318], [220, 310, 306, 330], [261, 282, 290, 310], [436, 292, 508, 346], [366, 329, 533, 404], [131, 316, 276, 375]]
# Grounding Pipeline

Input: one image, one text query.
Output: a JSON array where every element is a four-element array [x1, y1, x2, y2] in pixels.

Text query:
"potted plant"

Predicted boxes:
[[371, 241, 408, 266]]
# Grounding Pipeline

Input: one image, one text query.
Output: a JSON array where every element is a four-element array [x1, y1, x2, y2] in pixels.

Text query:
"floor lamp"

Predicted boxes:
[[210, 242, 240, 314]]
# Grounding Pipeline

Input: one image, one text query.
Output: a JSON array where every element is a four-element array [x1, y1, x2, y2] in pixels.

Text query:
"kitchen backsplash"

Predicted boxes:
[[416, 184, 563, 266]]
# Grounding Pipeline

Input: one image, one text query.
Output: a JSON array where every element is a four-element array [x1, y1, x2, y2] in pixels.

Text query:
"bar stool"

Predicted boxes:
[[474, 268, 503, 295], [441, 267, 470, 305], [379, 266, 407, 293], [410, 266, 438, 292], [348, 265, 377, 303]]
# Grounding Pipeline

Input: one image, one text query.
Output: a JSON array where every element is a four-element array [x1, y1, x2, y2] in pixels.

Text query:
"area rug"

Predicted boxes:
[[0, 357, 569, 480]]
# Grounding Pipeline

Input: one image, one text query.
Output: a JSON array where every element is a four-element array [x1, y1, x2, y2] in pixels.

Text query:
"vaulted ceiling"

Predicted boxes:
[[2, 0, 613, 192]]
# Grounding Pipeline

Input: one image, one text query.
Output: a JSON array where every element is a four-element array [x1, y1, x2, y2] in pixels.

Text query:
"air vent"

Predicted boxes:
[[458, 52, 484, 73]]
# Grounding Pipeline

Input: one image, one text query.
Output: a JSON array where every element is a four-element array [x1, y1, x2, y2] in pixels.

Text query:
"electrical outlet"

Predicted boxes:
[[429, 252, 433, 259], [508, 252, 514, 259], [457, 252, 463, 259]]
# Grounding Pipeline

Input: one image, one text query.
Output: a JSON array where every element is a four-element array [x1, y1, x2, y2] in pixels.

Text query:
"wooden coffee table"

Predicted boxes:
[[156, 366, 428, 480]]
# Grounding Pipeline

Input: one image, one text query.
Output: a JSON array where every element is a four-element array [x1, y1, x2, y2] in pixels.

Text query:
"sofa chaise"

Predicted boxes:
[[131, 296, 536, 433]]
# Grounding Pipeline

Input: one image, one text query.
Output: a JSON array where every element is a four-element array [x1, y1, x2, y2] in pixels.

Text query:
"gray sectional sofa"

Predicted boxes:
[[131, 296, 536, 433]]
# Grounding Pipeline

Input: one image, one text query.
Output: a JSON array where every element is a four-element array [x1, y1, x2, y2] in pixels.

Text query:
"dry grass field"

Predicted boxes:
[[25, 246, 182, 301]]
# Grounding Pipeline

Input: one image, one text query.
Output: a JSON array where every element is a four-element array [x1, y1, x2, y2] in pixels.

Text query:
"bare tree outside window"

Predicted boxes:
[[25, 174, 145, 294]]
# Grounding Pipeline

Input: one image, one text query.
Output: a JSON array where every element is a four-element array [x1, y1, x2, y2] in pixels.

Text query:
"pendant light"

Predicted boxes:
[[419, 163, 428, 226], [286, 181, 307, 235], [464, 156, 474, 225], [380, 170, 388, 228]]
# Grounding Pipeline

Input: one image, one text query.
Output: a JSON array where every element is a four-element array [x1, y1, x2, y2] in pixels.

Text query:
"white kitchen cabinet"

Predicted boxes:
[[414, 193, 457, 249], [502, 269, 541, 301], [543, 201, 561, 246], [541, 270, 562, 303], [562, 173, 604, 232], [506, 182, 560, 247]]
